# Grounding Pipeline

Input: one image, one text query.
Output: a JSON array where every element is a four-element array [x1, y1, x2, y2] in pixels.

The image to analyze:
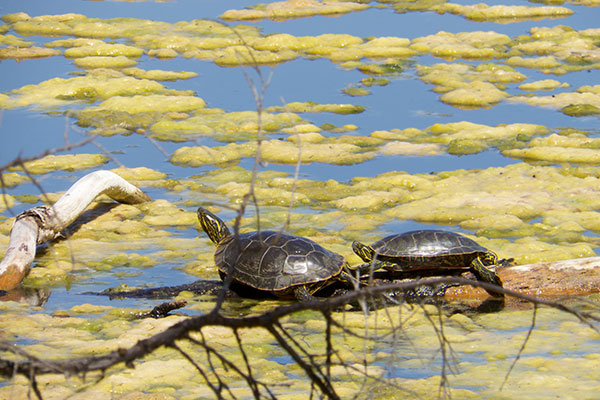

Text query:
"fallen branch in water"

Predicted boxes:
[[136, 299, 188, 319], [444, 256, 600, 299], [0, 170, 152, 290]]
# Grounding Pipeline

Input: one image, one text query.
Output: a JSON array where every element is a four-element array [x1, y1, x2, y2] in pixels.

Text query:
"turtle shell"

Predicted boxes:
[[370, 230, 489, 269], [215, 231, 345, 292]]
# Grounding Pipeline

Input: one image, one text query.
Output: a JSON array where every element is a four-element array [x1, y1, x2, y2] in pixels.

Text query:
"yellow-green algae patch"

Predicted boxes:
[[371, 121, 549, 155], [0, 194, 16, 212], [140, 199, 197, 226], [220, 0, 369, 22], [436, 3, 573, 22], [518, 79, 569, 91], [513, 26, 599, 66], [266, 101, 365, 115], [0, 33, 32, 47], [73, 55, 138, 69], [11, 14, 169, 39], [64, 42, 143, 58], [213, 45, 298, 67], [440, 81, 508, 108], [0, 46, 60, 60], [170, 137, 376, 167], [410, 31, 511, 59], [380, 141, 445, 156], [216, 181, 311, 206], [343, 87, 371, 97], [1, 298, 599, 398], [504, 146, 600, 164], [509, 84, 600, 112], [84, 93, 206, 114], [2, 68, 189, 109], [366, 163, 600, 262], [110, 166, 167, 182], [0, 171, 29, 188], [150, 111, 305, 142], [122, 67, 197, 81], [7, 154, 109, 175], [416, 63, 525, 108], [506, 55, 562, 69]]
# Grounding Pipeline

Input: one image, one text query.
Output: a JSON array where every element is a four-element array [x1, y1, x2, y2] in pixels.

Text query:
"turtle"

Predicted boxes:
[[197, 207, 358, 302], [351, 230, 504, 296]]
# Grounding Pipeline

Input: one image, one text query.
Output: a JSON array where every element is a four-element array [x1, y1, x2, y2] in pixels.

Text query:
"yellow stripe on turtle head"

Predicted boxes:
[[352, 241, 376, 263], [197, 207, 231, 245]]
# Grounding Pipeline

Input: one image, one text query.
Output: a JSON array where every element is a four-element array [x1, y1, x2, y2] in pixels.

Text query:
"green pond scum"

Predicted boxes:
[[2, 1, 600, 399]]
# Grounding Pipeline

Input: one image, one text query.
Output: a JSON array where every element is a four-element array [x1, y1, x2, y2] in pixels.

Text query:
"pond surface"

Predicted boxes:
[[1, 0, 600, 398]]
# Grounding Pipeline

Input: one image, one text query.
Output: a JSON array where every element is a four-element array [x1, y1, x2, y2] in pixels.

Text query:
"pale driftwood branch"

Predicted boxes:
[[0, 170, 152, 290]]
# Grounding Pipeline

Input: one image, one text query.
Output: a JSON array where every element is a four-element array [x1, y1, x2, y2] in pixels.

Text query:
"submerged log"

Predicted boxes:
[[0, 170, 151, 290], [445, 256, 600, 299]]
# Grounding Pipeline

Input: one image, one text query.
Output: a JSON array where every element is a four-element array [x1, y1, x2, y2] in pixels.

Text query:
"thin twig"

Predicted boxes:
[[500, 304, 537, 391]]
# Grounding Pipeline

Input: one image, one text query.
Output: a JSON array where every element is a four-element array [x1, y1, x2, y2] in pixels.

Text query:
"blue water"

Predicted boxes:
[[1, 1, 600, 396], [0, 0, 598, 303]]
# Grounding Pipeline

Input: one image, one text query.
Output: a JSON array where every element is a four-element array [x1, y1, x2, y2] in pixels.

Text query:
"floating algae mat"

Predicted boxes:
[[2, 1, 600, 399], [0, 299, 599, 399]]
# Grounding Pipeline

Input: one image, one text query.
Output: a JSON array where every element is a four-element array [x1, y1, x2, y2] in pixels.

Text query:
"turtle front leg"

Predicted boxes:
[[293, 285, 319, 302], [471, 257, 503, 297], [351, 261, 402, 276]]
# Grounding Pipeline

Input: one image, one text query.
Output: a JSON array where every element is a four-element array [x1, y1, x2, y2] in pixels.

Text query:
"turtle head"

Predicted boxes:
[[197, 207, 230, 245], [481, 250, 498, 266], [352, 241, 376, 263]]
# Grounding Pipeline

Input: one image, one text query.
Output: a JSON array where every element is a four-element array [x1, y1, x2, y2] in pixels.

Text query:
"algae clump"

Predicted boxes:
[[220, 0, 369, 21], [8, 154, 109, 175]]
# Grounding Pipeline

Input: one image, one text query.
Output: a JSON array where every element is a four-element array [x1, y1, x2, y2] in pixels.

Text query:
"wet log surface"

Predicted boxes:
[[444, 256, 600, 299]]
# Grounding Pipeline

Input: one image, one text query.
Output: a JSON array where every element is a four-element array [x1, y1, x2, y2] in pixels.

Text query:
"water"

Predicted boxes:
[[1, 0, 600, 397]]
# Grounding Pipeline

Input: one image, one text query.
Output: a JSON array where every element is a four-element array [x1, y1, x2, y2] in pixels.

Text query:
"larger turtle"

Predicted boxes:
[[197, 207, 357, 302], [352, 230, 504, 296]]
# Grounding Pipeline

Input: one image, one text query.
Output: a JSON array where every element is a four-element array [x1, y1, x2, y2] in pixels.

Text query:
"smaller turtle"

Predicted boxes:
[[352, 230, 504, 296], [198, 207, 358, 302]]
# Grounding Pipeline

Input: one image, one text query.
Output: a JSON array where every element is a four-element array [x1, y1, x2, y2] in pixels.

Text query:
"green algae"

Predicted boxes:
[[372, 121, 549, 155], [1, 290, 599, 399], [86, 93, 205, 114], [170, 138, 376, 167], [519, 79, 569, 91], [214, 45, 298, 67], [0, 172, 29, 188], [0, 194, 16, 212], [0, 46, 60, 60], [220, 0, 369, 22], [8, 154, 109, 175], [361, 77, 390, 87], [343, 87, 371, 97], [2, 7, 600, 400], [410, 31, 511, 59], [561, 103, 600, 116], [266, 101, 365, 115], [436, 3, 573, 22], [64, 42, 143, 58], [150, 111, 305, 142], [2, 69, 188, 109], [440, 81, 508, 108], [0, 33, 31, 47], [509, 85, 600, 112], [73, 55, 139, 69], [122, 67, 197, 81], [416, 62, 525, 108]]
